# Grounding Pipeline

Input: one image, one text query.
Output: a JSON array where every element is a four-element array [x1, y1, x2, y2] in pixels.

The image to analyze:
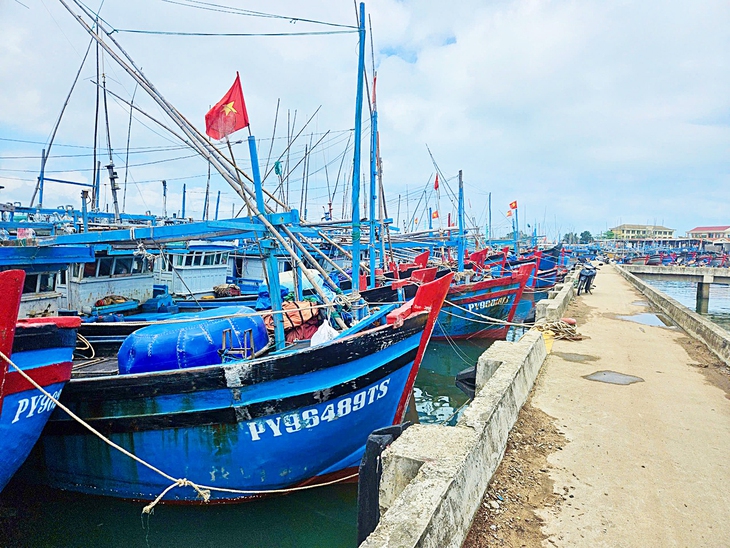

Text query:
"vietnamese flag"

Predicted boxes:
[[434, 173, 439, 191], [509, 200, 518, 210], [205, 72, 250, 140], [432, 210, 439, 219], [506, 210, 513, 217]]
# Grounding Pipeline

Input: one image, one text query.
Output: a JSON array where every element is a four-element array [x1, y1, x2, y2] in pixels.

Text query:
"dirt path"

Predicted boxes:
[[464, 265, 730, 547]]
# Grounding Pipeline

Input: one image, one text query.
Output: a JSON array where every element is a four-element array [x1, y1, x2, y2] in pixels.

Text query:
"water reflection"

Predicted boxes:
[[415, 339, 492, 424], [0, 481, 358, 548]]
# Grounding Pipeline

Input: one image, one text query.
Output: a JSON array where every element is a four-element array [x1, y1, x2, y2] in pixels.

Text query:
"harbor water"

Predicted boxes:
[[644, 279, 730, 331], [0, 336, 500, 548]]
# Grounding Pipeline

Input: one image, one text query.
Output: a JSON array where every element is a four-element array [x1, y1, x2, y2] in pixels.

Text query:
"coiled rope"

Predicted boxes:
[[74, 333, 95, 359], [534, 320, 584, 340]]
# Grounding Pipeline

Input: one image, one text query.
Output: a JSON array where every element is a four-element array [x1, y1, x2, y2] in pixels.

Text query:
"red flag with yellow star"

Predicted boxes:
[[205, 72, 250, 140]]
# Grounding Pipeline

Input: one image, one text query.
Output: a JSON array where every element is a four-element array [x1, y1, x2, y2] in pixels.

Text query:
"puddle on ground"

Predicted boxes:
[[583, 370, 645, 385], [553, 352, 599, 363], [617, 313, 675, 328], [631, 300, 649, 307]]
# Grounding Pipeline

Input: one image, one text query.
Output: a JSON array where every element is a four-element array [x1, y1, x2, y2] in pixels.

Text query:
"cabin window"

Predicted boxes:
[[72, 263, 82, 279], [59, 269, 67, 285], [203, 253, 214, 266], [221, 253, 229, 265], [97, 257, 114, 277], [132, 257, 146, 275], [84, 261, 98, 278], [114, 257, 133, 276], [185, 254, 193, 267], [193, 254, 202, 266], [39, 272, 55, 292], [175, 255, 184, 267], [215, 252, 222, 265], [23, 274, 38, 294]]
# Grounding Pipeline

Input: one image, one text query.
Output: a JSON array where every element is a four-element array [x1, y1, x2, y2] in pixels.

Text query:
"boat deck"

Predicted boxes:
[[72, 357, 119, 378]]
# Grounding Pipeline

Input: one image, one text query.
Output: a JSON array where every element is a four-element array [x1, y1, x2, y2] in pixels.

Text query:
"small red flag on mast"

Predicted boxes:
[[509, 200, 518, 210], [205, 72, 250, 140], [434, 174, 439, 191]]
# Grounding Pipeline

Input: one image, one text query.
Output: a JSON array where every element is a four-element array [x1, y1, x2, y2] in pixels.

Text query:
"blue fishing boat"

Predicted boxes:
[[34, 273, 452, 502], [361, 262, 532, 340], [432, 263, 533, 340], [0, 270, 80, 492]]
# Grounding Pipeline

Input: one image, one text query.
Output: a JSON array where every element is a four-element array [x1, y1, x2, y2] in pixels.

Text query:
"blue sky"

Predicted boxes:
[[1, 0, 728, 239]]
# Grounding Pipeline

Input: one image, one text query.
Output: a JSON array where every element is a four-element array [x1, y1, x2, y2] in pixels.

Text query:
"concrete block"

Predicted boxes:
[[361, 330, 548, 548]]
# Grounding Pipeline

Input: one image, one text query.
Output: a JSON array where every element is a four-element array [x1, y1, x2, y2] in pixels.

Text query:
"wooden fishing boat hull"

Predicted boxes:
[[33, 275, 452, 503], [432, 266, 531, 340], [0, 271, 79, 492], [361, 266, 531, 340], [533, 266, 558, 289]]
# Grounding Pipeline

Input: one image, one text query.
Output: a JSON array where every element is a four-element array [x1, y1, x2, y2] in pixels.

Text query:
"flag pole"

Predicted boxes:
[[226, 137, 251, 217]]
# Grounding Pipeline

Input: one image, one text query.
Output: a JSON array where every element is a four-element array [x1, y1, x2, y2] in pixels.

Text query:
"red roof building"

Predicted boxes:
[[686, 226, 730, 239]]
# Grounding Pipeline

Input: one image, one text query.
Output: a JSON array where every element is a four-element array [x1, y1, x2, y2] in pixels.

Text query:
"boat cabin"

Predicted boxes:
[[155, 241, 234, 297], [59, 248, 155, 314], [0, 244, 95, 318]]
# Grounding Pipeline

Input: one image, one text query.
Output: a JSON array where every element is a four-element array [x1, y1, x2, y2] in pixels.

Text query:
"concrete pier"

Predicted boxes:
[[364, 265, 730, 547], [517, 265, 730, 546], [697, 281, 710, 313], [622, 264, 730, 313]]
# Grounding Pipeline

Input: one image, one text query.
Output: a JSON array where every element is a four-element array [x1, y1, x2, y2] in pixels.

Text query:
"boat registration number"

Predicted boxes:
[[466, 295, 510, 312], [11, 390, 61, 424], [247, 378, 390, 442]]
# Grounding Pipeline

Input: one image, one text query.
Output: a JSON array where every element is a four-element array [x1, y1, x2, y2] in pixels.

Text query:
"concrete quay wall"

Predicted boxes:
[[616, 265, 730, 367], [360, 329, 548, 548], [622, 264, 730, 285], [535, 269, 579, 322]]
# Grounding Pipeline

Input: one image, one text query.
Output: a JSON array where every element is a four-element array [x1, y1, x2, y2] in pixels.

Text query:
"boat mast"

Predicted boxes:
[[56, 0, 346, 328], [457, 169, 465, 273], [488, 191, 492, 249], [368, 71, 377, 289], [248, 132, 286, 350], [351, 1, 366, 291], [101, 65, 122, 223]]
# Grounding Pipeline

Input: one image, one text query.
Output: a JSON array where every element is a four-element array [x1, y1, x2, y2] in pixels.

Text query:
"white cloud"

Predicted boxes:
[[0, 0, 728, 237]]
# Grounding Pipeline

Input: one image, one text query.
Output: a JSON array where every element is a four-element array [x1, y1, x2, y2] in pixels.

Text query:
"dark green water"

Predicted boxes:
[[0, 337, 498, 548]]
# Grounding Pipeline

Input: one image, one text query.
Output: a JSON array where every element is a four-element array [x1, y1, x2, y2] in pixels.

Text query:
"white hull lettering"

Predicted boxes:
[[12, 390, 61, 424], [465, 295, 510, 312], [246, 378, 391, 442]]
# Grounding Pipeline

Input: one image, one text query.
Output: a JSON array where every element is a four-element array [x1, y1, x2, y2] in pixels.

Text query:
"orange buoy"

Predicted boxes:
[[561, 317, 577, 326]]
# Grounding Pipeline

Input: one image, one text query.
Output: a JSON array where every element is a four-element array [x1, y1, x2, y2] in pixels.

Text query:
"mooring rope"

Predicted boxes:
[[534, 320, 584, 340], [0, 350, 359, 513], [440, 300, 534, 328]]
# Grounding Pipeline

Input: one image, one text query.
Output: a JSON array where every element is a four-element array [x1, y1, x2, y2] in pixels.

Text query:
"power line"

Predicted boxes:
[[112, 28, 357, 37], [160, 0, 357, 29]]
